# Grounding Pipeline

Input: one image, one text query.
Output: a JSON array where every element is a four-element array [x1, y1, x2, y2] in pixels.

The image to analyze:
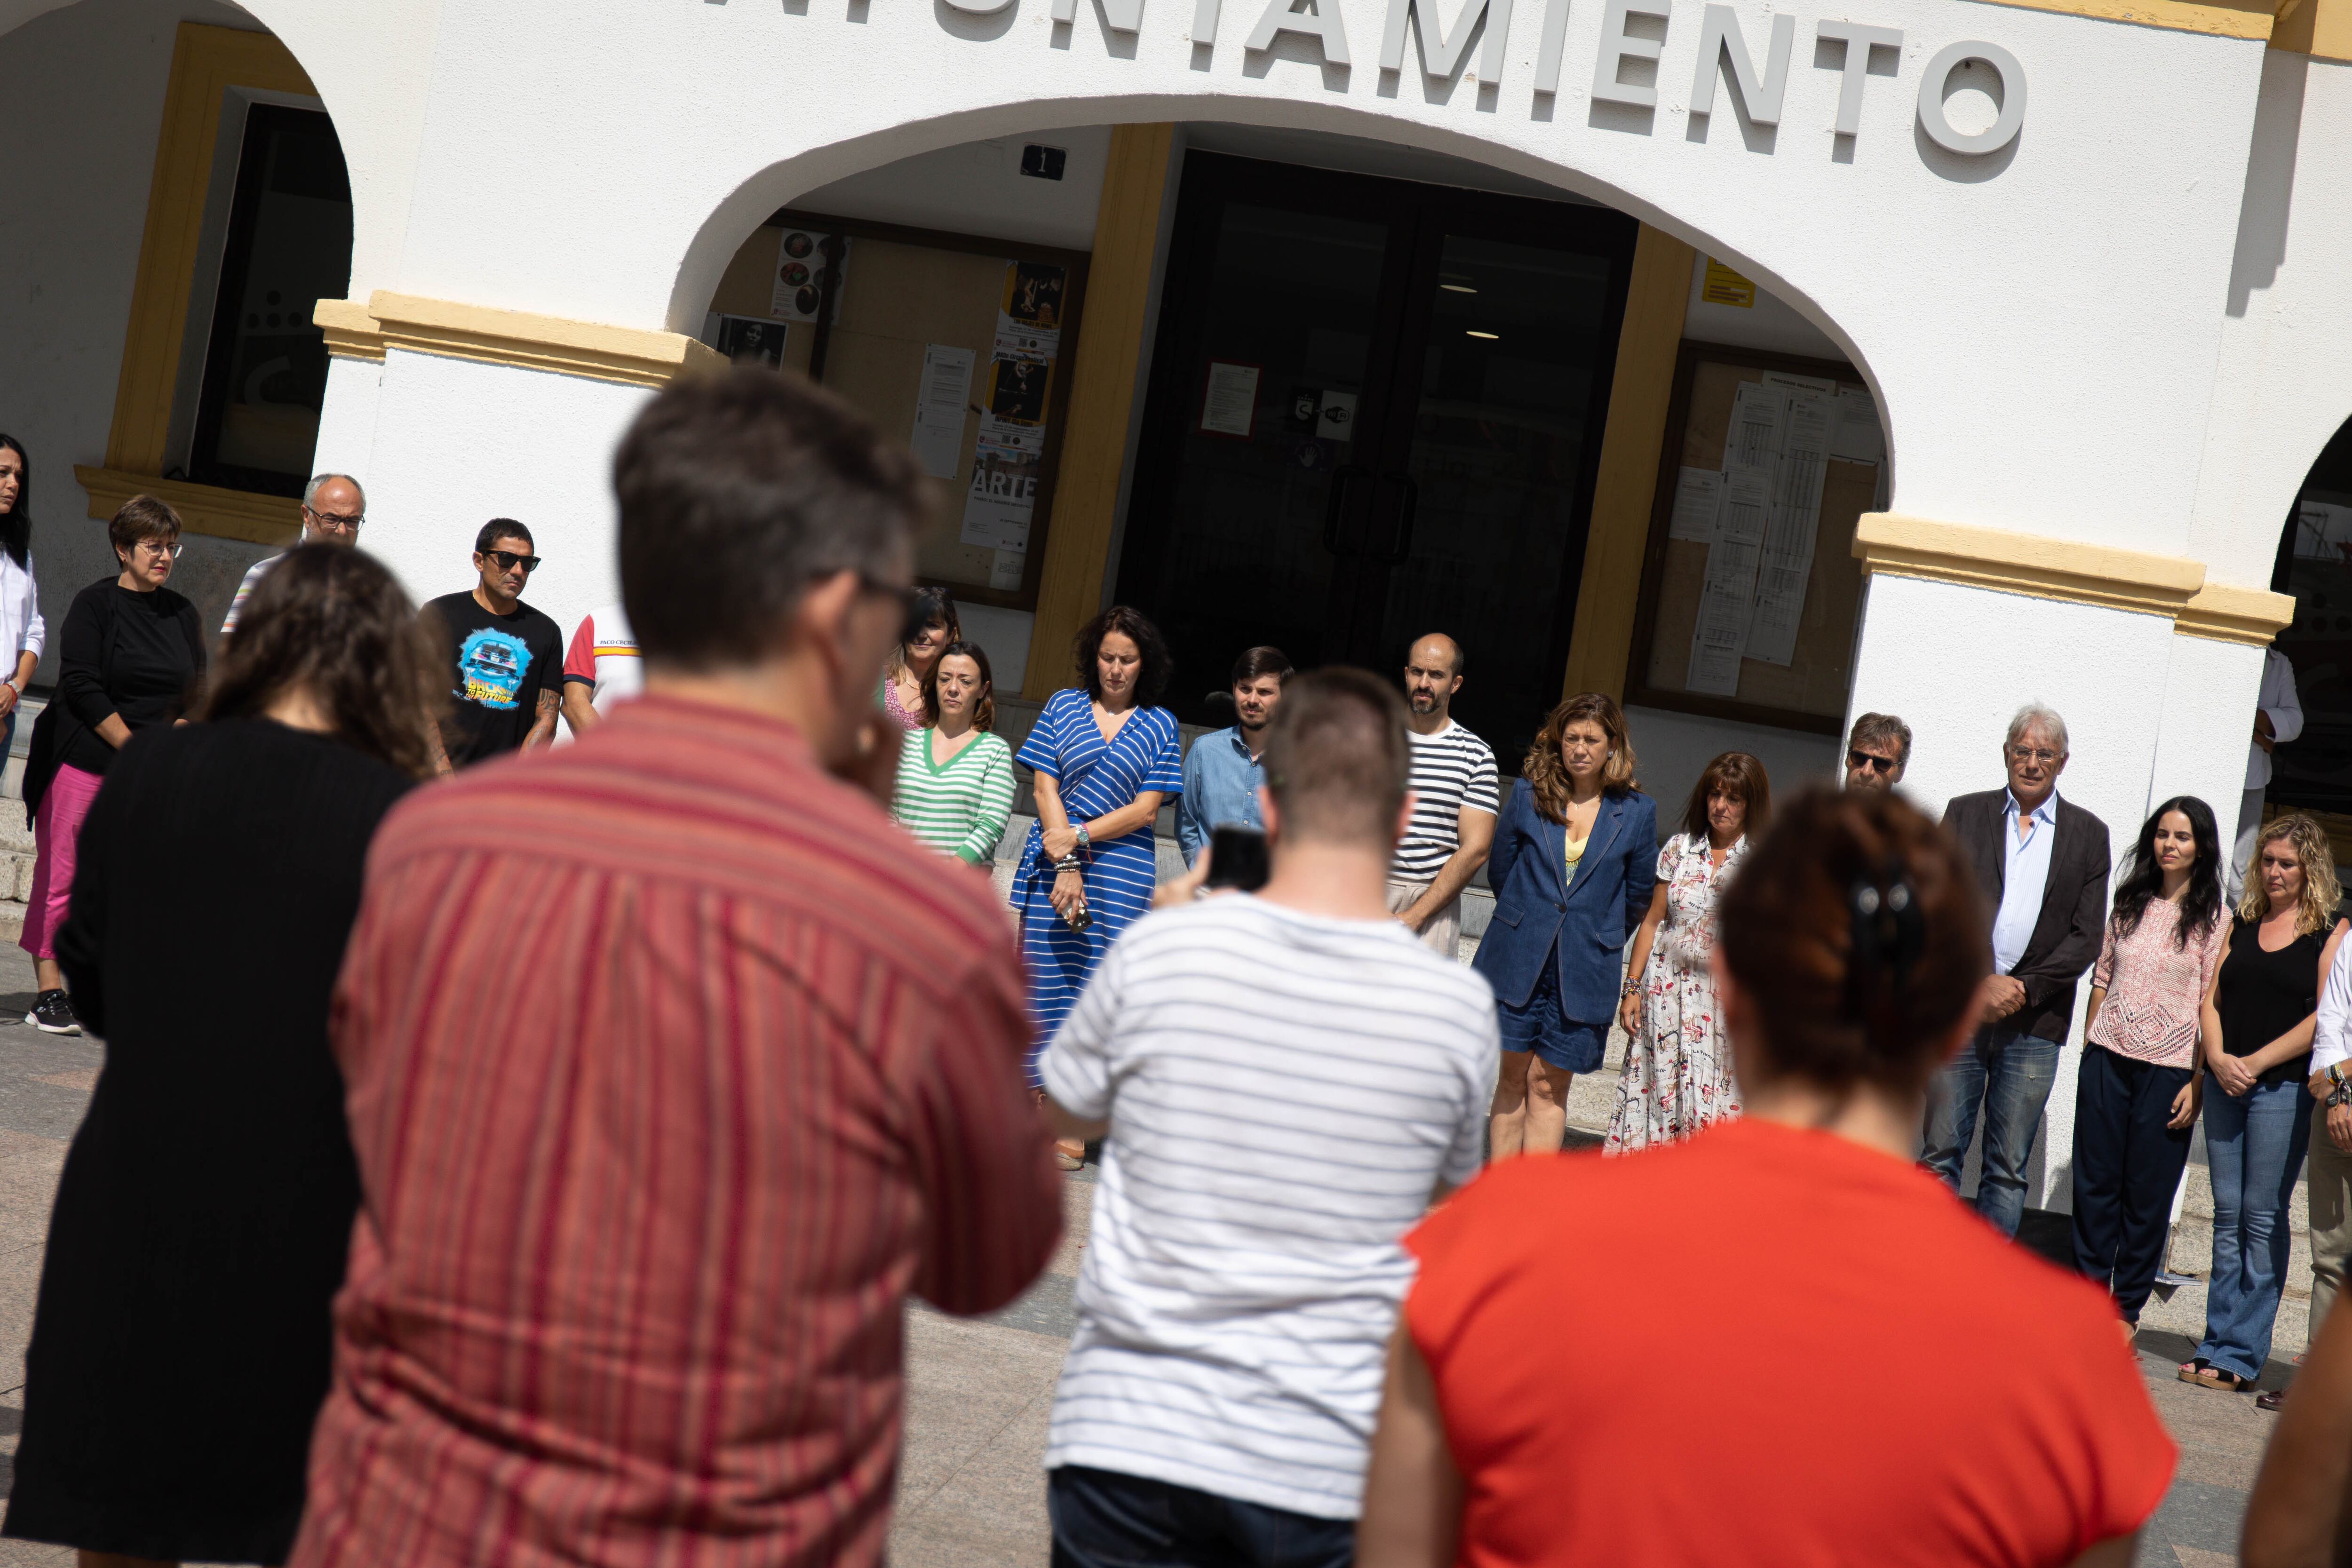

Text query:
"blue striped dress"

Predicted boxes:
[[1012, 687, 1183, 1079]]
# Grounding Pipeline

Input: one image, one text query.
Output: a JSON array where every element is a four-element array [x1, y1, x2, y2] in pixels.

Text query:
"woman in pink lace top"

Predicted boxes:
[[2073, 795, 2225, 1334], [879, 587, 959, 732]]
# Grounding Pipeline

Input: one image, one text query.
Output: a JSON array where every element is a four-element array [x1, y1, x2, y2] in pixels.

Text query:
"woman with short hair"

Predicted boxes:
[[19, 495, 205, 1035], [880, 585, 959, 732], [1359, 788, 2175, 1568], [892, 639, 1017, 865], [2184, 812, 2345, 1398], [1605, 750, 1770, 1152], [2, 544, 441, 1567], [1472, 692, 1657, 1158], [2072, 796, 2227, 1338]]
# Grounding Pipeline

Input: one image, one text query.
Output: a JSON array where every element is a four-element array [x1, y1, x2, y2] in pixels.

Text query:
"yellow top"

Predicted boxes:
[[1565, 833, 1588, 888]]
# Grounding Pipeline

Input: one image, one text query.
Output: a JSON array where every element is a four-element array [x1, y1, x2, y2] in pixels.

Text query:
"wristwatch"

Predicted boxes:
[[2331, 1081, 2352, 1109]]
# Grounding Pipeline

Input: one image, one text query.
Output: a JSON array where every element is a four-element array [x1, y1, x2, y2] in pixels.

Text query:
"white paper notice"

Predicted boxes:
[[958, 498, 1031, 553], [1200, 362, 1260, 437], [1727, 383, 1790, 473], [1669, 468, 1724, 543], [910, 344, 975, 480], [989, 549, 1025, 590], [1762, 370, 1837, 397], [1687, 539, 1760, 697], [1830, 388, 1885, 465], [1717, 467, 1772, 547]]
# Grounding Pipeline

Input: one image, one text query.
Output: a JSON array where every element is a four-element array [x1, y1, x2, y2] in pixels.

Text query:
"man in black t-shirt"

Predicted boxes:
[[421, 519, 564, 772]]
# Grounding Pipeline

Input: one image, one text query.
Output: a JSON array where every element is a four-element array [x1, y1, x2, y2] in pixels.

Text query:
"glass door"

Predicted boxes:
[[1116, 154, 1636, 764]]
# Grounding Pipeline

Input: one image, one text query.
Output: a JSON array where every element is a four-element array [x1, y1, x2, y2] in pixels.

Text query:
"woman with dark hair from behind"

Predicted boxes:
[[1472, 692, 1657, 1158], [1359, 788, 2175, 1568], [1010, 605, 1182, 1167], [19, 494, 205, 1035], [0, 436, 49, 754], [0, 544, 441, 1567], [2072, 795, 2226, 1345], [1605, 750, 1769, 1152], [880, 585, 959, 731]]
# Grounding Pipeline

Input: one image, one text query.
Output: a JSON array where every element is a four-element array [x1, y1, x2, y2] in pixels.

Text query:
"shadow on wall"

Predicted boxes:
[[2226, 47, 2307, 318]]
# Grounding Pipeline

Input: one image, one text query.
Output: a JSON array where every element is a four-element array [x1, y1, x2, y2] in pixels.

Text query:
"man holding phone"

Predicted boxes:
[[1041, 669, 1496, 1568], [1176, 646, 1293, 867]]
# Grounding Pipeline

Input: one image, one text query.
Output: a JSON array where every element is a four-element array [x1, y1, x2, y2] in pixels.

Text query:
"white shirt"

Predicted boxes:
[[1990, 788, 2060, 976], [554, 605, 643, 747], [1392, 720, 1500, 881], [2246, 645, 2304, 791], [1039, 894, 1497, 1520], [2314, 930, 2352, 1078], [0, 547, 45, 673]]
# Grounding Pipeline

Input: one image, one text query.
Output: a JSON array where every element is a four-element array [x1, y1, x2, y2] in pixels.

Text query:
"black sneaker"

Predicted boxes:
[[25, 989, 78, 1035]]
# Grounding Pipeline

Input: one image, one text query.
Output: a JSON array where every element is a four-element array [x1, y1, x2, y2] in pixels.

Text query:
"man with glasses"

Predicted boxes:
[[1843, 711, 1911, 791], [220, 472, 366, 637], [419, 519, 562, 772], [1923, 703, 2112, 1236], [295, 369, 1056, 1568]]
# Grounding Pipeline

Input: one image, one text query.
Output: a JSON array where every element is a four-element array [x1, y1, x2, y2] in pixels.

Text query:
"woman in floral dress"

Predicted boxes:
[[1604, 751, 1771, 1153]]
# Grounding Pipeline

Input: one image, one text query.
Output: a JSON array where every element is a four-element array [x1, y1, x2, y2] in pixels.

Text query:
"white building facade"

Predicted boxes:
[[7, 0, 2352, 1209]]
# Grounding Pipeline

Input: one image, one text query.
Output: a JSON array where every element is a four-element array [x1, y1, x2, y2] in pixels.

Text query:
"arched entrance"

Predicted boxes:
[[2260, 415, 2352, 845]]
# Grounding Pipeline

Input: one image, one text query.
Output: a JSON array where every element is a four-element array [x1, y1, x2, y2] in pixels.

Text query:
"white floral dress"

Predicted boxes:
[[1604, 832, 1745, 1154]]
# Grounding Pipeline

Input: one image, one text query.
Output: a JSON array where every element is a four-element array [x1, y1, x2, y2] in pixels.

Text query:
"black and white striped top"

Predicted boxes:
[[1391, 720, 1501, 881], [1039, 895, 1497, 1520]]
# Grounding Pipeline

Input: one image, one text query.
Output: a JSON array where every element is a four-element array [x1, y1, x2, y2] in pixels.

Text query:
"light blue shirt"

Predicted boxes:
[[1176, 725, 1265, 867], [1990, 788, 2060, 976]]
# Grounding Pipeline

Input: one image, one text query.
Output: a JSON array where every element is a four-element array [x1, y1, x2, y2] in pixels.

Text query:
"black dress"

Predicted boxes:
[[1, 719, 414, 1563]]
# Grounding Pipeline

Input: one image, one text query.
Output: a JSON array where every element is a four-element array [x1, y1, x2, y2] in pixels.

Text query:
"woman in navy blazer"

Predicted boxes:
[[1474, 692, 1658, 1157]]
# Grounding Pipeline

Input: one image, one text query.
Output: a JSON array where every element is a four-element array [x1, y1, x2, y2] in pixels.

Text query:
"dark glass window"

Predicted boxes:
[[186, 104, 353, 496], [2267, 417, 2352, 814]]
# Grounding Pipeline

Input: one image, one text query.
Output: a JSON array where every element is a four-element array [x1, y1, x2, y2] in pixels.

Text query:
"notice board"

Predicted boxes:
[[1624, 344, 1886, 735]]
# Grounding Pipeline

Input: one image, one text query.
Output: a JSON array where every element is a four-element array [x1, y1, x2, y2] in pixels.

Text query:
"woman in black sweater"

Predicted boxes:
[[18, 494, 206, 1033], [1, 544, 444, 1566]]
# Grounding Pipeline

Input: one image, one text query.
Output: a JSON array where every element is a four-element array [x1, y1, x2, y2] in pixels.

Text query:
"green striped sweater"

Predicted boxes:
[[891, 726, 1017, 864]]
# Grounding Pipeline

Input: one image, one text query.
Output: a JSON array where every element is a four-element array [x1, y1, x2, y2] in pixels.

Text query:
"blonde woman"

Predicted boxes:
[[2185, 813, 2346, 1398]]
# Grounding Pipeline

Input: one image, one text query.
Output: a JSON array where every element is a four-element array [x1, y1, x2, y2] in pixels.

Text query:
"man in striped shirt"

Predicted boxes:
[[1041, 669, 1498, 1568], [292, 371, 1063, 1568], [1388, 633, 1499, 956]]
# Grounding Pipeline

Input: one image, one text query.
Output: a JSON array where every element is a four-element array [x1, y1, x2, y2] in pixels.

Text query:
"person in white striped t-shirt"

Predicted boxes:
[[1387, 633, 1499, 958], [1040, 668, 1497, 1568]]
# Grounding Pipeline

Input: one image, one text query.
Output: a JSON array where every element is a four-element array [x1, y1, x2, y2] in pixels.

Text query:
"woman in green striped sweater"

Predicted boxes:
[[892, 640, 1017, 865]]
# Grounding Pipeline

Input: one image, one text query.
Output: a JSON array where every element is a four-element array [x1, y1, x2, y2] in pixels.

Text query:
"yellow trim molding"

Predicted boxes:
[[1562, 225, 1697, 701], [1972, 0, 2274, 40], [364, 292, 723, 388], [74, 466, 300, 549], [103, 22, 314, 520], [1022, 124, 1177, 701], [2176, 581, 2298, 645], [314, 297, 385, 362], [2272, 0, 2352, 56], [1853, 513, 2206, 619]]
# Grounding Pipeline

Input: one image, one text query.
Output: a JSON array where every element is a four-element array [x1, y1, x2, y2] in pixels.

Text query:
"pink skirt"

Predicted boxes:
[[20, 763, 104, 962]]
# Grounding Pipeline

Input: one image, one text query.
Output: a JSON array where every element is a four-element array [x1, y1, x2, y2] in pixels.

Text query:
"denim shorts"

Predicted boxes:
[[1497, 943, 1607, 1073]]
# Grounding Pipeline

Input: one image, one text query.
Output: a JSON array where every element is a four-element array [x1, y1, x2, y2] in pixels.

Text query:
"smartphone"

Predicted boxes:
[[1205, 825, 1271, 893]]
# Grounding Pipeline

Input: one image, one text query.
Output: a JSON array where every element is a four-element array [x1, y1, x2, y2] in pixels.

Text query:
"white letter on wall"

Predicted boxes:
[[1382, 0, 1515, 80], [1690, 3, 1794, 125], [1055, 0, 1146, 28], [1246, 0, 1354, 64], [941, 0, 1017, 16], [1534, 0, 1571, 92], [1194, 0, 1222, 40], [1916, 40, 2025, 153], [1590, 0, 1669, 107], [1814, 20, 1902, 136]]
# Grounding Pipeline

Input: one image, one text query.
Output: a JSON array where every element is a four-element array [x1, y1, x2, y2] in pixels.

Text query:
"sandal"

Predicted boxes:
[[1054, 1138, 1086, 1172], [2177, 1358, 2209, 1384], [2191, 1365, 2256, 1391]]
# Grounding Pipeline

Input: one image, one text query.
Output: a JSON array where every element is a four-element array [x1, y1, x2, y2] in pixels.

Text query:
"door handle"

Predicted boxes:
[[1322, 464, 1373, 556], [1376, 471, 1419, 565]]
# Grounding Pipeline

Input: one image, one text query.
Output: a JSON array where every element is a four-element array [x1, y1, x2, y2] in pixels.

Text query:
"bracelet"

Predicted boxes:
[[2331, 1082, 2352, 1109], [1074, 822, 1091, 851], [1053, 855, 1084, 874]]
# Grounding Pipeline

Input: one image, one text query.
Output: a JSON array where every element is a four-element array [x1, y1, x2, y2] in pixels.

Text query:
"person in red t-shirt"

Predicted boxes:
[[1360, 786, 2176, 1568]]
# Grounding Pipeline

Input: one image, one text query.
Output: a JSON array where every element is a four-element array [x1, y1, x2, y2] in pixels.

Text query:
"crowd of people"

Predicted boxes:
[[0, 372, 2344, 1567]]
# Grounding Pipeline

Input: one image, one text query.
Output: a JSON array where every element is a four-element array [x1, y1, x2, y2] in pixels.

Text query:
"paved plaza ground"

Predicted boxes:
[[0, 939, 2305, 1567]]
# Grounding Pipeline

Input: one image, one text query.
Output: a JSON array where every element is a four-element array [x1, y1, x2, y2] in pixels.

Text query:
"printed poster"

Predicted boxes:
[[1200, 362, 1261, 438], [771, 229, 839, 322]]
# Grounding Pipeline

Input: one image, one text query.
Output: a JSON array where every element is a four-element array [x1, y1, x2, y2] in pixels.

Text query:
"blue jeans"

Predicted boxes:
[[1048, 1466, 1355, 1568], [2195, 1076, 2314, 1381], [1922, 1025, 2060, 1237]]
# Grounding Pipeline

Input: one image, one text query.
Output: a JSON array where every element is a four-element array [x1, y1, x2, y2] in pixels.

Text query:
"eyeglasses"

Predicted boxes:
[[2007, 746, 2060, 765], [483, 549, 541, 573], [1847, 749, 1899, 774], [133, 539, 183, 560], [304, 505, 364, 533]]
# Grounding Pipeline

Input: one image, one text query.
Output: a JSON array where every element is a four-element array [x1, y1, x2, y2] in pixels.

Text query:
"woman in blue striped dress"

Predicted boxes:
[[1012, 607, 1182, 1122]]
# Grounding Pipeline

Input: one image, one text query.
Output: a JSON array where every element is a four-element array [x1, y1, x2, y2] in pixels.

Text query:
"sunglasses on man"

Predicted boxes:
[[482, 549, 542, 573], [1847, 749, 1899, 775]]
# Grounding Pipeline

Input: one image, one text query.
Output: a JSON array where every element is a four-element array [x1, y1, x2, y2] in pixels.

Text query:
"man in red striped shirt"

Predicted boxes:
[[293, 370, 1062, 1568]]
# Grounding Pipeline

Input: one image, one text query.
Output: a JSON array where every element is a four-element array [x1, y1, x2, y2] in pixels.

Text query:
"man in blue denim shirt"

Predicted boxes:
[[1176, 647, 1293, 867]]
